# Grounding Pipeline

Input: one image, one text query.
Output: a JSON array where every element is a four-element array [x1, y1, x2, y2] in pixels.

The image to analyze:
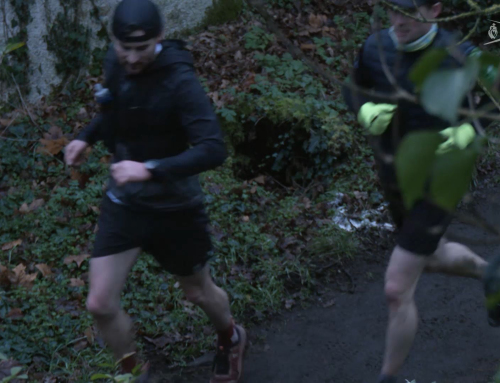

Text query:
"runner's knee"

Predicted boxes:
[[184, 285, 208, 306], [384, 281, 413, 309], [86, 293, 120, 317]]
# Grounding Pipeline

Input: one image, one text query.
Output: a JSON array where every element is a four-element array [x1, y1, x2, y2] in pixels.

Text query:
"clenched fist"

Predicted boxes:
[[65, 140, 89, 166], [111, 161, 152, 186]]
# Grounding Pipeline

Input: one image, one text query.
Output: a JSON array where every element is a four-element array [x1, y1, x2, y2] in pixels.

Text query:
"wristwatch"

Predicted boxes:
[[144, 160, 161, 178]]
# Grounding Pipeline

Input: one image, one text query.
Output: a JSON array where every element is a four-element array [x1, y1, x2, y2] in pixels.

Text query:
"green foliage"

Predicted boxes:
[[0, 101, 354, 380], [201, 0, 244, 27], [0, 366, 28, 382], [267, 0, 310, 10], [0, 0, 34, 91], [244, 26, 275, 51], [430, 137, 485, 211], [395, 131, 486, 213], [395, 131, 442, 210], [420, 57, 480, 125], [44, 2, 91, 79], [216, 50, 357, 184]]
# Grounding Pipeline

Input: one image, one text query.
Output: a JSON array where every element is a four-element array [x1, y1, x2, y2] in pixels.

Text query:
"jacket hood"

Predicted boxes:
[[144, 39, 194, 73]]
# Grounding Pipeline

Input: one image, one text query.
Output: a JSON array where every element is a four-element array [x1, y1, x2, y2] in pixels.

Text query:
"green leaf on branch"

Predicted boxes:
[[429, 138, 484, 212], [420, 57, 479, 125], [409, 48, 448, 90], [4, 42, 25, 55], [394, 131, 442, 210], [477, 51, 500, 89]]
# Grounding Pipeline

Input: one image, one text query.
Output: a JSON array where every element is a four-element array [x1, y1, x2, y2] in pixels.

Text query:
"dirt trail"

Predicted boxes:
[[158, 187, 500, 383]]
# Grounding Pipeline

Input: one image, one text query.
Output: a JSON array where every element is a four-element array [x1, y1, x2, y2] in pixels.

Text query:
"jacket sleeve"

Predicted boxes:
[[341, 41, 390, 115], [76, 45, 116, 146], [152, 66, 228, 179]]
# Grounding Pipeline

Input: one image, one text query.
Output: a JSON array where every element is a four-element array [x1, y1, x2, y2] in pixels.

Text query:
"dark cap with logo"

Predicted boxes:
[[387, 0, 438, 9], [112, 0, 163, 43]]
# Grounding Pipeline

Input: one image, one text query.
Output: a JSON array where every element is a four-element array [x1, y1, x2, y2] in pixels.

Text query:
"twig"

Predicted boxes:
[[0, 137, 39, 141], [412, 0, 428, 22], [372, 9, 400, 92], [10, 73, 38, 127], [0, 115, 17, 137], [458, 16, 480, 45], [381, 1, 500, 23], [264, 172, 289, 191], [467, 92, 486, 136], [245, 0, 500, 123]]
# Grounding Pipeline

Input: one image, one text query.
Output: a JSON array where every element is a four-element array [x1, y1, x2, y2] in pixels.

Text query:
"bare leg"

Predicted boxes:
[[86, 248, 140, 365], [381, 245, 426, 376], [177, 265, 232, 331], [425, 238, 487, 279]]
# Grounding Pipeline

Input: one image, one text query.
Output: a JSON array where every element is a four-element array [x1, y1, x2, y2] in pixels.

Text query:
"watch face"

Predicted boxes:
[[146, 161, 158, 170]]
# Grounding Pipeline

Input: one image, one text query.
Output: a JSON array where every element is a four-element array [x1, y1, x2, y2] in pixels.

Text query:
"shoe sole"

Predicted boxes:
[[209, 325, 248, 383]]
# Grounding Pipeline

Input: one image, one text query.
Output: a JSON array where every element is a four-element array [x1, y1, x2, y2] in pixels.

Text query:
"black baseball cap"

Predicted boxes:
[[387, 0, 438, 9], [112, 0, 164, 43]]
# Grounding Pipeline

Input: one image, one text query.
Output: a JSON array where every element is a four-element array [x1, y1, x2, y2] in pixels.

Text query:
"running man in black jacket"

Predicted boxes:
[[343, 1, 499, 382], [64, 1, 246, 381]]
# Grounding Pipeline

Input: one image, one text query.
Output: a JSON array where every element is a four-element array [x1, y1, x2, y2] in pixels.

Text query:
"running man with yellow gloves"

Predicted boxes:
[[342, 1, 500, 382]]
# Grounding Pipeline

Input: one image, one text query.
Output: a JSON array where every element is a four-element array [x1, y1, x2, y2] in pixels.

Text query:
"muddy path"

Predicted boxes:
[[155, 187, 500, 383]]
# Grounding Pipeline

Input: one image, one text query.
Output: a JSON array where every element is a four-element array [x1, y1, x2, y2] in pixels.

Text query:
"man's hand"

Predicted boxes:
[[65, 140, 89, 166], [357, 102, 397, 135], [436, 123, 476, 155], [111, 161, 152, 186]]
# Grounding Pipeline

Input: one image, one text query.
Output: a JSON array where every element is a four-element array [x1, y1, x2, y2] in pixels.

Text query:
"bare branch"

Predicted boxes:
[[381, 1, 500, 22], [10, 74, 38, 127]]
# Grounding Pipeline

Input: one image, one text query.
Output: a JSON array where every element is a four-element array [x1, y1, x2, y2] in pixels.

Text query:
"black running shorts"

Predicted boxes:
[[92, 195, 214, 276], [381, 182, 453, 255]]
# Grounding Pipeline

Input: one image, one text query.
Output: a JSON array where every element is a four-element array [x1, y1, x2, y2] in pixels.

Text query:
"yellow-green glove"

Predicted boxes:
[[436, 123, 476, 155], [357, 102, 397, 135]]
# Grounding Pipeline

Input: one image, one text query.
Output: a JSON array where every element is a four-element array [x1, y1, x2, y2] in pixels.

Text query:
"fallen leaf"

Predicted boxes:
[[0, 118, 12, 126], [84, 327, 94, 344], [38, 137, 69, 156], [35, 263, 52, 277], [69, 278, 85, 287], [64, 254, 90, 268], [235, 51, 243, 60], [19, 203, 29, 213], [7, 308, 23, 319], [250, 185, 257, 194], [46, 125, 63, 139], [254, 175, 266, 185], [77, 107, 89, 121], [2, 239, 22, 251], [73, 339, 88, 352], [285, 299, 295, 310], [19, 272, 37, 288], [144, 335, 170, 349], [300, 43, 316, 50], [308, 14, 327, 29], [323, 299, 336, 308], [12, 264, 25, 277], [90, 206, 100, 214], [303, 197, 311, 209], [29, 198, 45, 211], [242, 215, 250, 222]]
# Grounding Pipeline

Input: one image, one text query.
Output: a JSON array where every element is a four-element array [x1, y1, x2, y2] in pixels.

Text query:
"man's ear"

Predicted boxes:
[[156, 31, 164, 43], [431, 2, 442, 18]]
